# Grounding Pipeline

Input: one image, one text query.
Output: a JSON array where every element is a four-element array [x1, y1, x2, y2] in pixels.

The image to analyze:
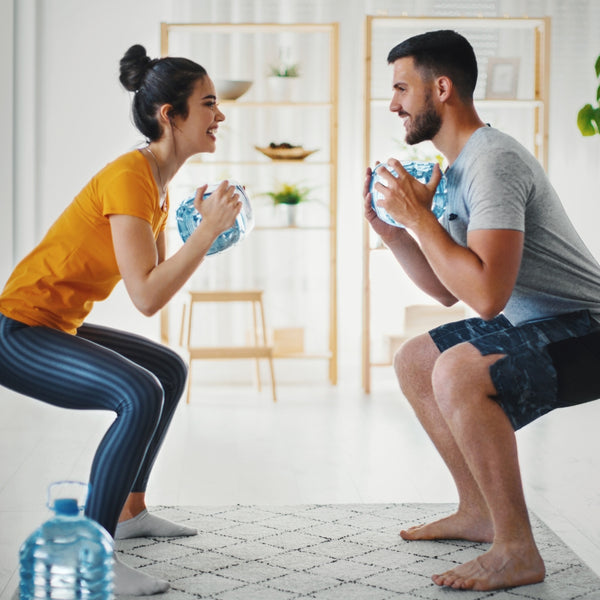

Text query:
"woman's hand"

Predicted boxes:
[[193, 181, 241, 239]]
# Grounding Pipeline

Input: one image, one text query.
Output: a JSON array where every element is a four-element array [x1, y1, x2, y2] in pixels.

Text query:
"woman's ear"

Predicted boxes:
[[158, 103, 174, 125]]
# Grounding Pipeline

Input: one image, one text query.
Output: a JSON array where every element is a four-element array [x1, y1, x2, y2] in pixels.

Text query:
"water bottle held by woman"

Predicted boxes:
[[176, 180, 254, 255]]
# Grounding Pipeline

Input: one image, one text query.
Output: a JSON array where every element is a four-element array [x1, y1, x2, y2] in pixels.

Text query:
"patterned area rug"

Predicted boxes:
[[116, 504, 600, 599]]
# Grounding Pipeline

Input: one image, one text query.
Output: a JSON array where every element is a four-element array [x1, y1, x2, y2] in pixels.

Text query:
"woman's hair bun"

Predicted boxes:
[[119, 44, 153, 92]]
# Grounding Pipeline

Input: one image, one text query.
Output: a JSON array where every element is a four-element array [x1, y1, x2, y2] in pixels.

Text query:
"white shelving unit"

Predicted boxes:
[[161, 22, 339, 385]]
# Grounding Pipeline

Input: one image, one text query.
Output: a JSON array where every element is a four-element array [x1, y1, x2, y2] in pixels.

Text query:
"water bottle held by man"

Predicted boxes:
[[370, 160, 447, 228]]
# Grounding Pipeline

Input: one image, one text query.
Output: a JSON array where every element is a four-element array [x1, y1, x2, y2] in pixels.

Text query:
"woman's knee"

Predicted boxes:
[[116, 369, 165, 427], [159, 344, 188, 378], [154, 346, 188, 401]]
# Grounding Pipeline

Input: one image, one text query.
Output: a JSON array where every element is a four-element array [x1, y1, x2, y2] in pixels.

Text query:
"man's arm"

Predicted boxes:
[[371, 160, 524, 320], [414, 219, 523, 320], [363, 166, 458, 306]]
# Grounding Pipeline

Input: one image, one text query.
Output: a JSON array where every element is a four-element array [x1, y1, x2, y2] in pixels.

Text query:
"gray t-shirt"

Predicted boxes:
[[442, 126, 600, 325]]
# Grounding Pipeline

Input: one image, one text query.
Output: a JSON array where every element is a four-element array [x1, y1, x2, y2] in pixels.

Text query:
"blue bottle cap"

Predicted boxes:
[[54, 498, 80, 516]]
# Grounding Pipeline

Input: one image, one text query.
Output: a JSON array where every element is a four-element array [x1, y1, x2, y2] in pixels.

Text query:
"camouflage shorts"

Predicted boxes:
[[429, 310, 599, 430]]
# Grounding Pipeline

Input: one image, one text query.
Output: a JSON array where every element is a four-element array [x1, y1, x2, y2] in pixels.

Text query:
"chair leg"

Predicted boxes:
[[251, 300, 262, 391], [268, 352, 277, 403], [186, 360, 192, 404], [179, 302, 187, 347]]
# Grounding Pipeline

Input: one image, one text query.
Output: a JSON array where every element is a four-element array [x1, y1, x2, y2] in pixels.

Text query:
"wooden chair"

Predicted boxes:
[[387, 304, 468, 362], [180, 290, 277, 403]]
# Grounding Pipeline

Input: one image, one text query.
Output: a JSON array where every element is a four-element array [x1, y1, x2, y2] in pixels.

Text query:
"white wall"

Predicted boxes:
[[545, 1, 600, 248], [15, 0, 173, 337], [7, 0, 600, 376], [0, 0, 14, 285]]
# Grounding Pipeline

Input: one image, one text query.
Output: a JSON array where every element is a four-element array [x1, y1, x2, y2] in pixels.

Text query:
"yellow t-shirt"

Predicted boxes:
[[0, 150, 169, 334]]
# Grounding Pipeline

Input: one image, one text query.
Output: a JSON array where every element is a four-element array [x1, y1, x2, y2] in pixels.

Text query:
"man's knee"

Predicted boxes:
[[432, 343, 501, 414], [393, 333, 439, 389]]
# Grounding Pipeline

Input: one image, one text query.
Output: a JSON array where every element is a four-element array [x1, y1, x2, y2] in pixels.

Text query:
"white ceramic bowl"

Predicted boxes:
[[215, 79, 253, 100]]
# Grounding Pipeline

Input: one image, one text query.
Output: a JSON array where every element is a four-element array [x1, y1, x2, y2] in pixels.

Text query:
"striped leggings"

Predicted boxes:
[[0, 312, 187, 537]]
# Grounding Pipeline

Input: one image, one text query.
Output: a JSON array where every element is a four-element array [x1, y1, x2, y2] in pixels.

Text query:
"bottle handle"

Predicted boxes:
[[47, 480, 90, 512]]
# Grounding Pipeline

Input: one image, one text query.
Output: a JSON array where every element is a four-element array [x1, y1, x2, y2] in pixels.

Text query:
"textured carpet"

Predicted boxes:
[[115, 503, 600, 599]]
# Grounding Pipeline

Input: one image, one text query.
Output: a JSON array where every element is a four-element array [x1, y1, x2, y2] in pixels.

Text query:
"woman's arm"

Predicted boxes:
[[110, 182, 240, 316]]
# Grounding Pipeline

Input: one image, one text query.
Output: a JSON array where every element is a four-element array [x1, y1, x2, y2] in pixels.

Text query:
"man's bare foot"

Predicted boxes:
[[432, 541, 545, 590], [400, 509, 494, 543]]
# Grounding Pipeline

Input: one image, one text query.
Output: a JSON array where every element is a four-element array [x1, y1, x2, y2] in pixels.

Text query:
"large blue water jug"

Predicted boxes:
[[19, 481, 114, 600], [176, 181, 254, 255], [370, 161, 447, 228]]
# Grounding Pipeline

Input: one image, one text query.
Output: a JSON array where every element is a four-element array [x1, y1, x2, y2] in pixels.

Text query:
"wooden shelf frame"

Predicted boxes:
[[160, 21, 339, 385], [361, 15, 551, 393]]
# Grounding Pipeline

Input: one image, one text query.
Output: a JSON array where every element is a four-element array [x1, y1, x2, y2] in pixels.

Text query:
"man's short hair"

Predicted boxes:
[[387, 30, 478, 101]]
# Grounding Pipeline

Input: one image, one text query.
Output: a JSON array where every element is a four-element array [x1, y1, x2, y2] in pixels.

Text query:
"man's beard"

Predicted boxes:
[[404, 92, 442, 145]]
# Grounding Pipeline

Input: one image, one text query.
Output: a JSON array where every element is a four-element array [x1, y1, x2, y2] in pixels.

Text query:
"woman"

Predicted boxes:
[[0, 45, 240, 594]]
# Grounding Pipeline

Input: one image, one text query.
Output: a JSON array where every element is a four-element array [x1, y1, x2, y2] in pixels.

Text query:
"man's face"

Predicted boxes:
[[389, 57, 442, 145]]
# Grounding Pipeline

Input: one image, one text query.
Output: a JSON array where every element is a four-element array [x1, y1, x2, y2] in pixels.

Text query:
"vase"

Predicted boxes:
[[267, 77, 299, 102], [282, 204, 298, 227]]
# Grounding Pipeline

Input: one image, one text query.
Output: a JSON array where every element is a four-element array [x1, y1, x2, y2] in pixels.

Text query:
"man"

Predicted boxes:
[[363, 29, 600, 591]]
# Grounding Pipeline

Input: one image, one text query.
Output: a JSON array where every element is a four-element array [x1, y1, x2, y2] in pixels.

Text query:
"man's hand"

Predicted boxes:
[[363, 165, 406, 244], [374, 158, 443, 231], [361, 162, 459, 307]]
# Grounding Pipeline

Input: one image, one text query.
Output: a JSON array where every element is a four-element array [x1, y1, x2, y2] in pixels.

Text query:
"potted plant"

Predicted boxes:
[[266, 182, 311, 226], [577, 55, 600, 136], [267, 49, 300, 102], [269, 63, 300, 78]]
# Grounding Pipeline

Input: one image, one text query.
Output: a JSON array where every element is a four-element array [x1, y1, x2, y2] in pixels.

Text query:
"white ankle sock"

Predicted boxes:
[[113, 554, 170, 596], [115, 509, 197, 540]]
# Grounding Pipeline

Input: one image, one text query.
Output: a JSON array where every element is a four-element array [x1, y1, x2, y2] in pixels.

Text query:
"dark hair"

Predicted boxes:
[[119, 44, 208, 141], [387, 30, 478, 101]]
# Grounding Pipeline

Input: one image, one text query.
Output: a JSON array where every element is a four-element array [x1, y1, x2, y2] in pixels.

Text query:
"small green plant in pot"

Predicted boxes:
[[267, 48, 300, 101], [577, 55, 600, 136], [269, 63, 300, 78], [266, 182, 311, 226], [267, 182, 311, 205]]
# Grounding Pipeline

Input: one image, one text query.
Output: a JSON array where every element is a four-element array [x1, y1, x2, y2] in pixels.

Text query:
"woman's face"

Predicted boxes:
[[173, 76, 225, 154]]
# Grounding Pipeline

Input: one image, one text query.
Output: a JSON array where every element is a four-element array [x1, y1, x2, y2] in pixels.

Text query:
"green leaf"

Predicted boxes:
[[596, 84, 600, 103], [593, 107, 600, 133], [577, 104, 598, 136], [595, 55, 600, 78]]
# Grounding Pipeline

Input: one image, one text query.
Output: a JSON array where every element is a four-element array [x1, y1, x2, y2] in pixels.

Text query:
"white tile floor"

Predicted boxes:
[[1, 367, 600, 598]]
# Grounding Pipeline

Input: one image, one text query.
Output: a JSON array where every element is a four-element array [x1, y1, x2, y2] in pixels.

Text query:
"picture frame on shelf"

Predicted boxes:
[[485, 57, 520, 99]]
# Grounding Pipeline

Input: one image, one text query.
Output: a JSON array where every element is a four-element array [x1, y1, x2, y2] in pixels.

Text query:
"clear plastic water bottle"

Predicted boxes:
[[370, 161, 447, 228], [176, 180, 254, 255], [19, 481, 114, 600]]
